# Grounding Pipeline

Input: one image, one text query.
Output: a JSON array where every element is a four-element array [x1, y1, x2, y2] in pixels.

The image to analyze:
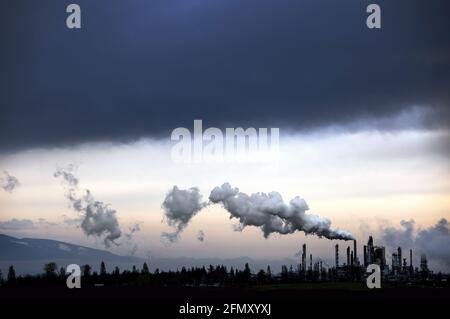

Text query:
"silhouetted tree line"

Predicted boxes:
[[1, 261, 448, 288], [0, 262, 276, 287]]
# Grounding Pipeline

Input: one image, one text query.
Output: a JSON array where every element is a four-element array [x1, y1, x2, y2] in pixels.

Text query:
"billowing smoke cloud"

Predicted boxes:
[[161, 183, 353, 242], [80, 190, 122, 247], [197, 230, 205, 242], [381, 218, 450, 270], [209, 183, 354, 240], [381, 219, 416, 248], [161, 186, 206, 243], [54, 166, 122, 247], [1, 171, 20, 193]]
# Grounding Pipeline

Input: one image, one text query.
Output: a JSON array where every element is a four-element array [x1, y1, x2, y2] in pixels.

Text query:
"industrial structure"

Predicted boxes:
[[297, 235, 434, 282]]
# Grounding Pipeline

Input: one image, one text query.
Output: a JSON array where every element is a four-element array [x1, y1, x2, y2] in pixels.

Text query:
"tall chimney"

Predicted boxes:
[[368, 236, 373, 247], [351, 251, 354, 266], [302, 244, 306, 272], [409, 249, 413, 271], [310, 254, 312, 271], [335, 244, 339, 268], [353, 240, 357, 265], [346, 246, 350, 266], [364, 245, 367, 266]]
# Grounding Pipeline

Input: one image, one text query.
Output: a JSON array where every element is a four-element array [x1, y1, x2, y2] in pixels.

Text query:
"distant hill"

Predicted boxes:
[[0, 234, 140, 261], [0, 234, 144, 275], [0, 234, 298, 275]]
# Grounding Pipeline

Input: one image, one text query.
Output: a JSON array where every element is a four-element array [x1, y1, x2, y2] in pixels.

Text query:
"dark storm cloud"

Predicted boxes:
[[1, 0, 449, 151]]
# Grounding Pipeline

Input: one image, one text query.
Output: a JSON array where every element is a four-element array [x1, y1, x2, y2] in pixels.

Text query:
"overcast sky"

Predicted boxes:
[[1, 0, 449, 150], [0, 0, 449, 270]]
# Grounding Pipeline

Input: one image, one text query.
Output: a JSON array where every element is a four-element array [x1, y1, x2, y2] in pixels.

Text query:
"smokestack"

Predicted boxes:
[[398, 247, 402, 270], [302, 244, 306, 272], [346, 246, 350, 266], [368, 236, 373, 247], [335, 244, 339, 268], [364, 245, 367, 266], [310, 254, 312, 271], [367, 236, 375, 265], [410, 249, 413, 271], [353, 240, 357, 264], [351, 251, 354, 266]]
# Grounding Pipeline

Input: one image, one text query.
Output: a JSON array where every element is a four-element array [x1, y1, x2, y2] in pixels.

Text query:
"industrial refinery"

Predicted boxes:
[[297, 235, 437, 282]]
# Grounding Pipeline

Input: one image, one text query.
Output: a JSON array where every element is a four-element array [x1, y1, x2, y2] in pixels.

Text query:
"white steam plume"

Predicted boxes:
[[54, 166, 122, 247], [209, 183, 354, 240], [161, 186, 206, 243], [160, 183, 353, 241]]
